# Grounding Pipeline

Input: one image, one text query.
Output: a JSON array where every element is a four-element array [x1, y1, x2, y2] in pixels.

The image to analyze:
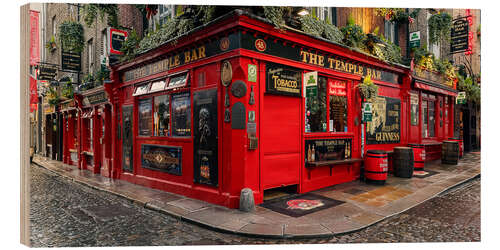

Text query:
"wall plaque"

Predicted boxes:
[[141, 144, 182, 175], [231, 80, 247, 98], [231, 102, 246, 129], [366, 96, 401, 144], [193, 88, 218, 186], [221, 60, 232, 87]]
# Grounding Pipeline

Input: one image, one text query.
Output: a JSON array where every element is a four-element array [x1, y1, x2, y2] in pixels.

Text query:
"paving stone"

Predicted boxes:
[[185, 207, 238, 227], [284, 224, 331, 236], [321, 218, 364, 234], [350, 212, 384, 225], [238, 223, 284, 236], [167, 198, 211, 212]]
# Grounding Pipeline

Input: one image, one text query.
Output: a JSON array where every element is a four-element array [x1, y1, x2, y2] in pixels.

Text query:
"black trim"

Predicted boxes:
[[365, 170, 388, 174]]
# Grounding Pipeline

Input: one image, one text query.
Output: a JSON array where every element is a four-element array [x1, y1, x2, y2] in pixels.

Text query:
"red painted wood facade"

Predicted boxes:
[[54, 11, 457, 209]]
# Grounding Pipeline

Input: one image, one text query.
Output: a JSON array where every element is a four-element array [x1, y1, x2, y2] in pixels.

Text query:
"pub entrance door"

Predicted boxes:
[[261, 95, 301, 190]]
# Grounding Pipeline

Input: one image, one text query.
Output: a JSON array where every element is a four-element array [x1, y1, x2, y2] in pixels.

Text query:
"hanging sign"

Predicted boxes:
[[450, 18, 469, 53], [266, 63, 302, 97], [409, 31, 421, 49], [362, 102, 373, 122], [61, 50, 81, 71], [108, 28, 128, 55], [37, 65, 57, 80], [456, 92, 466, 104]]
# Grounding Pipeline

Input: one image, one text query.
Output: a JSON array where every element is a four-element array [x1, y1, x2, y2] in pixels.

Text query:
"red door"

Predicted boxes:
[[261, 95, 301, 190]]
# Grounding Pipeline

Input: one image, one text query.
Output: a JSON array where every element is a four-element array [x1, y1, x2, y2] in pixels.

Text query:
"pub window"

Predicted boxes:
[[306, 76, 327, 132], [422, 94, 436, 138], [138, 98, 153, 136], [88, 118, 93, 150], [171, 92, 191, 137], [328, 79, 348, 132], [154, 94, 170, 136]]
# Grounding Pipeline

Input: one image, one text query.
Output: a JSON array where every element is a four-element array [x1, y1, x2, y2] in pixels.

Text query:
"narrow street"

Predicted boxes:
[[30, 163, 480, 247]]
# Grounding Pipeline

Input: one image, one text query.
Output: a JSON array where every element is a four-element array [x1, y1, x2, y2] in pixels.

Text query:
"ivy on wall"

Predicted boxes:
[[80, 4, 119, 27], [58, 21, 84, 53], [428, 12, 452, 44]]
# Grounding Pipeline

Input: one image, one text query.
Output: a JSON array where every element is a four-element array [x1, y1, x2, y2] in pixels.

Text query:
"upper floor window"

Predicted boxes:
[[52, 15, 56, 37], [427, 12, 440, 59], [101, 29, 108, 59], [384, 20, 396, 44], [87, 39, 94, 74]]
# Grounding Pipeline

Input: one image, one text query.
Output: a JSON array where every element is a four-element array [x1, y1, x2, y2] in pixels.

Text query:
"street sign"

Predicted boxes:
[[409, 31, 421, 49], [456, 92, 466, 104], [108, 28, 128, 55], [362, 102, 373, 122]]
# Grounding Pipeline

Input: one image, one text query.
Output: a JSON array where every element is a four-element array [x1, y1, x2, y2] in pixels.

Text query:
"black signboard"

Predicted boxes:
[[450, 18, 469, 54], [122, 105, 134, 172], [37, 65, 57, 80], [61, 50, 81, 71], [193, 88, 218, 186], [141, 144, 182, 175], [172, 92, 191, 137], [266, 63, 302, 97], [367, 96, 401, 144], [305, 138, 352, 163], [86, 91, 107, 105]]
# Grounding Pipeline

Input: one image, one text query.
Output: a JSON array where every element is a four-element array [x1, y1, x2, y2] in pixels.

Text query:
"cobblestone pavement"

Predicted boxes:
[[30, 163, 480, 247]]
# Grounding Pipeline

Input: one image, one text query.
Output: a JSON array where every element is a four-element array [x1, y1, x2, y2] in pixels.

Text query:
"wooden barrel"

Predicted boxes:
[[448, 137, 464, 158], [393, 147, 414, 178], [442, 141, 459, 165], [408, 143, 425, 170], [364, 150, 388, 185]]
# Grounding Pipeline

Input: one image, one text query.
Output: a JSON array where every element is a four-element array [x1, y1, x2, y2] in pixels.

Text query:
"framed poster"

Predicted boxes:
[[171, 92, 191, 137], [138, 98, 152, 136], [141, 144, 182, 175], [193, 88, 218, 186], [366, 96, 401, 144]]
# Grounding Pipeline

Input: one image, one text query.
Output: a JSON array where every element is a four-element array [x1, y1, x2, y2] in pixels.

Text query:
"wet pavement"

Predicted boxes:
[[30, 154, 480, 246]]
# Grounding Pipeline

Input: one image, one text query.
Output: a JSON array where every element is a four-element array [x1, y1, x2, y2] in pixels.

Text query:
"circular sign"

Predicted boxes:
[[220, 37, 230, 51], [221, 60, 232, 87], [255, 39, 266, 52], [231, 80, 247, 98]]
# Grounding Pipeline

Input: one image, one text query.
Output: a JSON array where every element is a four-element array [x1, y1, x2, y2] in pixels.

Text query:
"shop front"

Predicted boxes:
[[59, 99, 78, 166], [110, 11, 413, 208], [408, 66, 458, 161], [75, 85, 113, 176]]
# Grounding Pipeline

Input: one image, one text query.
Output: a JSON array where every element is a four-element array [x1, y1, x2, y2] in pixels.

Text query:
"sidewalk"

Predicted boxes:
[[32, 153, 480, 239]]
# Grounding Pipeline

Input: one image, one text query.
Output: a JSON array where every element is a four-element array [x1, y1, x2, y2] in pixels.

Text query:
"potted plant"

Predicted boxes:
[[356, 75, 379, 101], [46, 87, 60, 106], [60, 80, 74, 99]]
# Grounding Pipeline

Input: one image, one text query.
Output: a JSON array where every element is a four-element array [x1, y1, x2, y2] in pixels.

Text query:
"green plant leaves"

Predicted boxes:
[[58, 21, 84, 53], [428, 12, 452, 44]]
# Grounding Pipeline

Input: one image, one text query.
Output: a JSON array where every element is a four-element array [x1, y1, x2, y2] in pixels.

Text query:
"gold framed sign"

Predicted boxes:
[[221, 60, 232, 87]]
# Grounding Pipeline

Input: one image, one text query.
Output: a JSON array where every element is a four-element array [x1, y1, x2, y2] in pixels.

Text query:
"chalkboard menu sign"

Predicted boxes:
[[61, 50, 81, 71], [172, 92, 191, 136], [450, 18, 469, 53], [366, 96, 401, 144], [266, 63, 302, 97], [141, 144, 182, 175], [305, 138, 352, 163], [193, 89, 218, 186]]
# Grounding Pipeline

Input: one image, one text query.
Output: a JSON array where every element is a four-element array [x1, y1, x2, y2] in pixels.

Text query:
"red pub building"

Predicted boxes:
[[107, 10, 457, 208]]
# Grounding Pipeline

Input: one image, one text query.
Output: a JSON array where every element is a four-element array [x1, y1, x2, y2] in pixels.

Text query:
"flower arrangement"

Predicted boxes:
[[356, 75, 379, 101]]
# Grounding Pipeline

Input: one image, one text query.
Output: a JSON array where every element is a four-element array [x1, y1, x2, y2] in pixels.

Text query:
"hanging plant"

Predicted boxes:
[[119, 30, 140, 62], [81, 4, 119, 27], [58, 21, 84, 53], [457, 75, 480, 104], [95, 66, 110, 86], [428, 12, 452, 44], [375, 8, 420, 23], [45, 35, 57, 52], [340, 15, 366, 48], [356, 75, 379, 101], [60, 80, 74, 99]]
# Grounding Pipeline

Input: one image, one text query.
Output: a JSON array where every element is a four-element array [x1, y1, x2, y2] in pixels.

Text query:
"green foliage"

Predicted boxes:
[[58, 21, 84, 53], [45, 35, 57, 51], [357, 75, 379, 101], [379, 36, 402, 64], [298, 14, 343, 43], [60, 80, 74, 99], [457, 75, 480, 104], [95, 66, 110, 85], [136, 18, 179, 55], [374, 8, 419, 23], [119, 30, 140, 62], [428, 12, 452, 44], [81, 4, 119, 27], [340, 21, 365, 48], [47, 87, 60, 106], [263, 6, 288, 30]]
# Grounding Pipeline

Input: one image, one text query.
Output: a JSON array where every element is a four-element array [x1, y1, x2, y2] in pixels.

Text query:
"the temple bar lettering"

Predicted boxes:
[[123, 45, 207, 82], [300, 51, 382, 81]]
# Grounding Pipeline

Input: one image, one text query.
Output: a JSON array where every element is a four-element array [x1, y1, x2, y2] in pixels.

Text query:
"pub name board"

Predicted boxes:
[[266, 63, 302, 97], [85, 91, 108, 105], [61, 50, 81, 71], [450, 18, 469, 53]]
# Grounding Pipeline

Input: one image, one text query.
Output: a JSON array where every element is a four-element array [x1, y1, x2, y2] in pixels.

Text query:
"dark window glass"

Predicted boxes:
[[422, 100, 428, 138], [138, 98, 153, 136], [171, 92, 191, 137], [154, 95, 170, 136], [329, 95, 347, 132], [429, 101, 435, 137], [306, 76, 327, 132]]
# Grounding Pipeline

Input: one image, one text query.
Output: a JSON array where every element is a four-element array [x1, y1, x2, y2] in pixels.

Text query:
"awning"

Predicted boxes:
[[133, 83, 151, 96], [414, 81, 458, 97], [166, 72, 189, 90], [81, 110, 94, 118]]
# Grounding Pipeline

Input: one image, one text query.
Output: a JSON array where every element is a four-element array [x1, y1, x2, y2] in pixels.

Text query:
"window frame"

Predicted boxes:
[[305, 73, 351, 135], [421, 93, 437, 139]]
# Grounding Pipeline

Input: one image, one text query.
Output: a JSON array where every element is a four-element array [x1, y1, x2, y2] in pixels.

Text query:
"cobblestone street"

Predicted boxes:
[[30, 163, 480, 247]]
